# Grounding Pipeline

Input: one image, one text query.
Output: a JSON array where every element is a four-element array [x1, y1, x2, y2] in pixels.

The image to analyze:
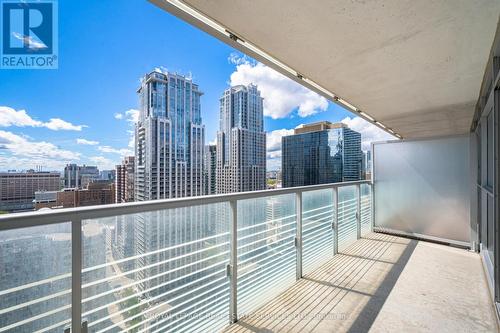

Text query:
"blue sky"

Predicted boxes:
[[0, 0, 391, 171]]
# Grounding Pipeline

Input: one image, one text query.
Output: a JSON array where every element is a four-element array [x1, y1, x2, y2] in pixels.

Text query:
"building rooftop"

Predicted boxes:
[[294, 121, 348, 135]]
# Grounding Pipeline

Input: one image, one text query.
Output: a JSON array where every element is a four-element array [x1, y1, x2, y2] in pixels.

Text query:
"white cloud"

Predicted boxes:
[[125, 109, 139, 123], [265, 128, 294, 170], [0, 106, 86, 131], [98, 145, 133, 156], [266, 128, 294, 159], [0, 156, 68, 171], [115, 109, 138, 149], [44, 118, 87, 131], [89, 156, 118, 170], [76, 138, 99, 145], [0, 130, 80, 161], [127, 130, 135, 149], [341, 116, 395, 151], [229, 55, 328, 119]]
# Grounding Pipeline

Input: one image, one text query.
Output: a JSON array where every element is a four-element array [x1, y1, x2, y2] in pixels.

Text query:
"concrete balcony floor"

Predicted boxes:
[[223, 233, 498, 333]]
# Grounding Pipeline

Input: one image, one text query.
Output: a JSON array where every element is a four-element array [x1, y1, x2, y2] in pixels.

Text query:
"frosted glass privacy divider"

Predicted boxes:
[[0, 223, 72, 333], [237, 194, 297, 316], [81, 203, 231, 333], [360, 184, 372, 237], [337, 186, 358, 252], [373, 136, 470, 246], [302, 189, 335, 275]]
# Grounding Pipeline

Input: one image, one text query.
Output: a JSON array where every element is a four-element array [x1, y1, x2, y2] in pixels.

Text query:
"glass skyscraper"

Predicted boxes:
[[216, 84, 266, 193], [135, 70, 204, 200], [282, 122, 362, 187]]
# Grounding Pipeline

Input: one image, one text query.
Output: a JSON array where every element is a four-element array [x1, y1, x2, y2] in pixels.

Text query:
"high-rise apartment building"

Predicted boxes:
[[282, 121, 362, 187], [63, 164, 99, 189], [135, 70, 204, 200], [133, 69, 206, 298], [203, 145, 216, 195], [216, 84, 266, 193], [0, 171, 60, 212], [115, 156, 135, 203]]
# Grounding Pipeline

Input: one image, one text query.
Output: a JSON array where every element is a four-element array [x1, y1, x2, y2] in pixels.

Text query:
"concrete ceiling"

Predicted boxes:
[[153, 0, 500, 138]]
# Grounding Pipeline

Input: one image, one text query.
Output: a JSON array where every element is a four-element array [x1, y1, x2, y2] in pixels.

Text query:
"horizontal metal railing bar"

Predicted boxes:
[[92, 274, 229, 332], [83, 257, 227, 306], [153, 296, 230, 333], [84, 266, 227, 318], [0, 272, 71, 297], [304, 240, 333, 258], [237, 213, 296, 233], [237, 219, 297, 242], [0, 180, 369, 231], [0, 304, 71, 333], [32, 318, 72, 333], [82, 234, 229, 273], [238, 238, 295, 267], [0, 288, 71, 315], [136, 287, 230, 333], [302, 203, 334, 216], [238, 245, 296, 281], [238, 251, 296, 287], [83, 249, 228, 290], [238, 273, 295, 311], [114, 277, 230, 333], [237, 233, 296, 259], [303, 225, 334, 244], [302, 215, 333, 234], [302, 208, 334, 223], [157, 292, 230, 333], [237, 226, 296, 251]]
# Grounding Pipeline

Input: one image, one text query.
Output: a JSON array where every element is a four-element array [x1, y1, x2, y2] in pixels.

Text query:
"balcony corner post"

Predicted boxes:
[[296, 192, 303, 280], [356, 184, 361, 239], [229, 200, 238, 324], [71, 216, 83, 333], [333, 187, 339, 255]]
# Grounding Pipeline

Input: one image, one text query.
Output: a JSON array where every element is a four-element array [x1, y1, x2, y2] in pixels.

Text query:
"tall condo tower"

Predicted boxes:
[[135, 70, 205, 200], [216, 84, 266, 193]]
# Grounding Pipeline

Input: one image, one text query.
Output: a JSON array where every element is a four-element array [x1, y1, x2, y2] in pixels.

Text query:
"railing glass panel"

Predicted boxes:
[[81, 203, 230, 333], [0, 223, 72, 333], [360, 184, 372, 237], [338, 186, 358, 252], [237, 194, 296, 316], [302, 189, 334, 275]]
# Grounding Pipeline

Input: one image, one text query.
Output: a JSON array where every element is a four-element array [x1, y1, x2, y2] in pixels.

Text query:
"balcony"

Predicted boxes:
[[1, 2, 499, 333], [0, 178, 497, 332]]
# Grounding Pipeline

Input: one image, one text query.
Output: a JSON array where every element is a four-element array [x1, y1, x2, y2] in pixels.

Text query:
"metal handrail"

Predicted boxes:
[[0, 180, 370, 231]]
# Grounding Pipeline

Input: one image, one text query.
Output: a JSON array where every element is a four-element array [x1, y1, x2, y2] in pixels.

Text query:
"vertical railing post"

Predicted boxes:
[[356, 184, 361, 239], [229, 200, 238, 323], [71, 217, 82, 333], [295, 192, 302, 280], [370, 183, 375, 232], [333, 187, 339, 255]]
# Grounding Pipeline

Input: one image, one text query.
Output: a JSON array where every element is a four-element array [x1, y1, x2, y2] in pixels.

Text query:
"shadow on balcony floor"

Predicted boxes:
[[222, 232, 497, 333]]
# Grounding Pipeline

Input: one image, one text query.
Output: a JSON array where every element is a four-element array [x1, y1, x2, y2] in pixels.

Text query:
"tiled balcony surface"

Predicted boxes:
[[223, 233, 497, 333]]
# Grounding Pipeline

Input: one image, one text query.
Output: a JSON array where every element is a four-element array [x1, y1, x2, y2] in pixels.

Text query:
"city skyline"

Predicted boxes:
[[0, 1, 392, 173]]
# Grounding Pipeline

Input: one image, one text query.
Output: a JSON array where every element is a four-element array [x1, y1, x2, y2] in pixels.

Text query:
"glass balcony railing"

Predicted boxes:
[[0, 180, 371, 333]]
